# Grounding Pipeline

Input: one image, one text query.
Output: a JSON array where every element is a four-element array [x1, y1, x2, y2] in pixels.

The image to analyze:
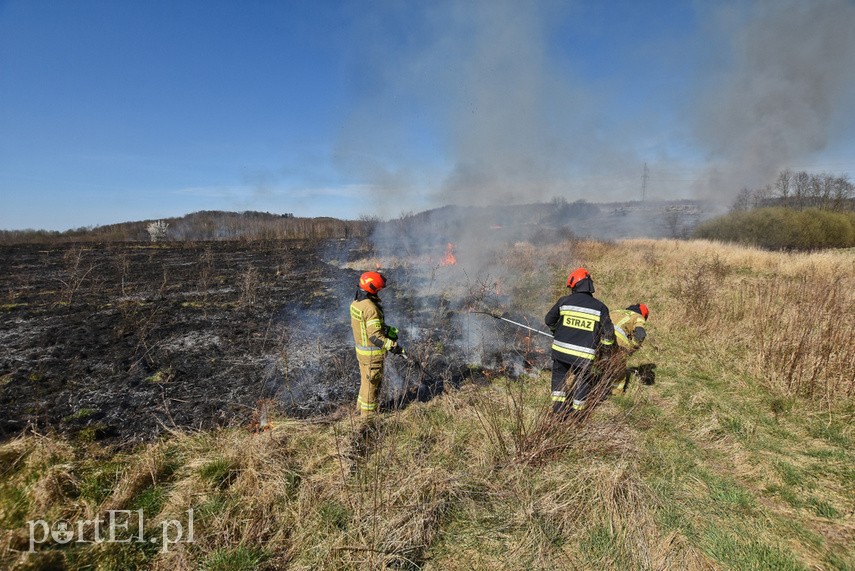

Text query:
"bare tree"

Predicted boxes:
[[775, 169, 792, 207], [147, 220, 169, 242], [794, 171, 811, 207], [731, 188, 752, 212], [832, 175, 854, 211]]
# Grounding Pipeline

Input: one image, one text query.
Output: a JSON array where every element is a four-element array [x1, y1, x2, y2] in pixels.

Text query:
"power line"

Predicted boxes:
[[641, 162, 649, 202]]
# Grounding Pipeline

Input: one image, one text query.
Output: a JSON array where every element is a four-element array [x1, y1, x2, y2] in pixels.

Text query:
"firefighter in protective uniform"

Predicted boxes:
[[544, 268, 616, 415], [606, 303, 649, 394], [349, 271, 404, 417]]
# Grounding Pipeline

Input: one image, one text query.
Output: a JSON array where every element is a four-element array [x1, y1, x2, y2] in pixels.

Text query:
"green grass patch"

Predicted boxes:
[[580, 523, 633, 569], [701, 526, 806, 571], [824, 548, 855, 571], [806, 497, 841, 519], [62, 408, 96, 423], [0, 484, 31, 528], [318, 499, 350, 531], [74, 422, 109, 443], [802, 447, 843, 460], [808, 421, 852, 449], [144, 369, 172, 384], [765, 484, 804, 510], [65, 539, 159, 571], [774, 460, 805, 487], [699, 471, 756, 516], [198, 457, 238, 489], [202, 546, 268, 571], [194, 493, 231, 524], [128, 484, 168, 515], [719, 414, 755, 439], [78, 461, 124, 505]]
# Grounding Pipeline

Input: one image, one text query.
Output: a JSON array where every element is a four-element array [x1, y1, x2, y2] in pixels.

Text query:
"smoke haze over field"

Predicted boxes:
[[336, 0, 641, 212], [337, 0, 855, 214], [693, 0, 855, 203]]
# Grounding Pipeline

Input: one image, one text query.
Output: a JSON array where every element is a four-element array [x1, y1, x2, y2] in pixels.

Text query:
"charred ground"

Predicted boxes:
[[0, 239, 541, 447]]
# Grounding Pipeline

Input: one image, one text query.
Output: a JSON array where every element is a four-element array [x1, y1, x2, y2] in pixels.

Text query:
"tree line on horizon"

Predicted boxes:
[[694, 170, 855, 250], [0, 210, 374, 245], [732, 170, 854, 212]]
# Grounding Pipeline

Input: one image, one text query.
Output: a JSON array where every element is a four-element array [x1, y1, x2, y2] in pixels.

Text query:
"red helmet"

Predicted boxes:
[[359, 271, 386, 294], [566, 267, 591, 288], [628, 303, 650, 319]]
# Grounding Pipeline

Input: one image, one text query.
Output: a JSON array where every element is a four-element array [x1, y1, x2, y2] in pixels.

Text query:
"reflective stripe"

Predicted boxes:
[[355, 344, 384, 356], [559, 305, 601, 317], [551, 340, 596, 360], [352, 301, 388, 353], [572, 399, 586, 410], [351, 304, 369, 346], [551, 390, 567, 402], [614, 324, 629, 346], [357, 397, 377, 411], [601, 338, 615, 346], [559, 309, 601, 324]]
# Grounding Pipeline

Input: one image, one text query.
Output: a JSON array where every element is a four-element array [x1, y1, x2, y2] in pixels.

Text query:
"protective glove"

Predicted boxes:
[[385, 326, 399, 341], [389, 344, 405, 356], [599, 342, 617, 358]]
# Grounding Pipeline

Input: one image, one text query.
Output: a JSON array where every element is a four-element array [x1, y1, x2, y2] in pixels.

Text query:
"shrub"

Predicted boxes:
[[694, 208, 855, 250]]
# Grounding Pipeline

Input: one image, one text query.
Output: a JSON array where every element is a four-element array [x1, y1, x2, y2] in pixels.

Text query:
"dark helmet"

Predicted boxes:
[[566, 267, 594, 293]]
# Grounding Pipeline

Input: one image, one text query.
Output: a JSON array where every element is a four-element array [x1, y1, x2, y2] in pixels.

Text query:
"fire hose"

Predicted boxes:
[[469, 310, 554, 339]]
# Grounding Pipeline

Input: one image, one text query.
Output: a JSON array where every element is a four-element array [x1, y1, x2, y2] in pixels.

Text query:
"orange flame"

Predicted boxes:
[[440, 243, 457, 266]]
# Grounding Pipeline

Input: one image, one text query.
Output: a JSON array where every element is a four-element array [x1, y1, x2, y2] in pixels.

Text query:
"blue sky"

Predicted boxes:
[[2, 0, 854, 230]]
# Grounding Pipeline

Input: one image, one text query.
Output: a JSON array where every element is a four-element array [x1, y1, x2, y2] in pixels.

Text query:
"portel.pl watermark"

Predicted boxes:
[[27, 509, 194, 553]]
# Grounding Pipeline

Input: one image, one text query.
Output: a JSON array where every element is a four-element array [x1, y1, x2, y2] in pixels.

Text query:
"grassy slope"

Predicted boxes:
[[1, 239, 853, 570]]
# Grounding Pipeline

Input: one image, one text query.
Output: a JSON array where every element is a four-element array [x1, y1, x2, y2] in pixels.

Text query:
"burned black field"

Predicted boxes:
[[0, 239, 544, 446]]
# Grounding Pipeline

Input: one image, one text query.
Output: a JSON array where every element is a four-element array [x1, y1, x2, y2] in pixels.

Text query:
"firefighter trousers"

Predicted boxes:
[[356, 353, 384, 417], [607, 351, 630, 394], [550, 359, 596, 414]]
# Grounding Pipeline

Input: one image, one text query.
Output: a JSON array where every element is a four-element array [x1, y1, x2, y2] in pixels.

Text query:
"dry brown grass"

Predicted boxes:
[[580, 239, 855, 407], [2, 238, 853, 570]]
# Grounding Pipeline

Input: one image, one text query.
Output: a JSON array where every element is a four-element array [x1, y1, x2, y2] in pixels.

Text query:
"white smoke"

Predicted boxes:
[[333, 0, 855, 225], [334, 0, 645, 214], [692, 0, 855, 202]]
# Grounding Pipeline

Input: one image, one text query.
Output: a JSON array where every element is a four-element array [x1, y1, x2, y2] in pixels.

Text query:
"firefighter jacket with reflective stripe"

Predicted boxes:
[[611, 309, 647, 352], [545, 291, 615, 366], [350, 293, 396, 356]]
